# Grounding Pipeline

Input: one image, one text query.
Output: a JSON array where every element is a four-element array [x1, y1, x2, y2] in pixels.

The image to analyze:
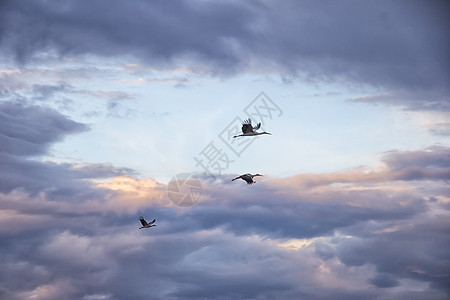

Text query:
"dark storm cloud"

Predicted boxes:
[[160, 146, 448, 298], [0, 0, 448, 108], [0, 101, 133, 196], [0, 154, 80, 195], [334, 217, 450, 292], [382, 146, 450, 180], [0, 101, 87, 156], [178, 186, 427, 239], [0, 0, 255, 70], [383, 146, 450, 170], [369, 273, 400, 288], [137, 157, 447, 298], [1, 147, 449, 299]]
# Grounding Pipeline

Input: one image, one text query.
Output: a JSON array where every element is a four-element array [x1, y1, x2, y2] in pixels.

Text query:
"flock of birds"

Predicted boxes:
[[139, 118, 271, 229]]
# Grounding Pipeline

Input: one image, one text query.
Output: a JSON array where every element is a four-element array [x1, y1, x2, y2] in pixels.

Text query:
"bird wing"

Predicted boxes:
[[253, 123, 261, 131], [139, 217, 148, 226], [242, 123, 253, 133], [149, 219, 156, 225]]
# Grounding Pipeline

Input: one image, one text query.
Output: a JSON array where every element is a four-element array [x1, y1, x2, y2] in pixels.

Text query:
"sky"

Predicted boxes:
[[0, 0, 449, 299]]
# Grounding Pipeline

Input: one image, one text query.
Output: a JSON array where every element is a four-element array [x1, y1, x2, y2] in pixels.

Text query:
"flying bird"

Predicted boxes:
[[233, 118, 271, 138], [231, 173, 263, 185], [139, 216, 157, 229]]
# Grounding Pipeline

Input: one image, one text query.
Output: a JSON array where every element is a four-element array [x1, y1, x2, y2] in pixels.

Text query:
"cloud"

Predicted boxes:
[[0, 101, 99, 199], [1, 145, 449, 299], [1, 0, 448, 111], [334, 216, 450, 292], [118, 76, 189, 88], [382, 146, 450, 180], [348, 91, 450, 112], [0, 101, 87, 156], [1, 3, 449, 296], [31, 82, 72, 101], [179, 183, 428, 240], [72, 163, 136, 178], [97, 175, 167, 213], [369, 273, 400, 288], [268, 146, 450, 188], [0, 99, 449, 299], [423, 123, 450, 136]]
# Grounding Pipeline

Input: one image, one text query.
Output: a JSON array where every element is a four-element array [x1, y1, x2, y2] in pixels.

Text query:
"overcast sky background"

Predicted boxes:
[[0, 0, 449, 299]]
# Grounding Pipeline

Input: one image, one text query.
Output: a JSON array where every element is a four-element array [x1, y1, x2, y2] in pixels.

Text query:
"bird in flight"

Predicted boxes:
[[231, 173, 263, 185], [139, 216, 157, 229], [233, 118, 271, 138]]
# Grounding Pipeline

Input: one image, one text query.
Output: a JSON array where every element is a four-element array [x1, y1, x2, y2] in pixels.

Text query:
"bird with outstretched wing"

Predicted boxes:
[[139, 216, 157, 229]]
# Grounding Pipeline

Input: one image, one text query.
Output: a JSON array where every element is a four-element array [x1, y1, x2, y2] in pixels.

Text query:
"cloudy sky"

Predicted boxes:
[[1, 0, 449, 299]]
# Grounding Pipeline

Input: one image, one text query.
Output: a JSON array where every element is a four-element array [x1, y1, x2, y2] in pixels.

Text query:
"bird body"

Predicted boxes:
[[139, 216, 156, 229], [231, 173, 263, 185], [233, 118, 271, 138]]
